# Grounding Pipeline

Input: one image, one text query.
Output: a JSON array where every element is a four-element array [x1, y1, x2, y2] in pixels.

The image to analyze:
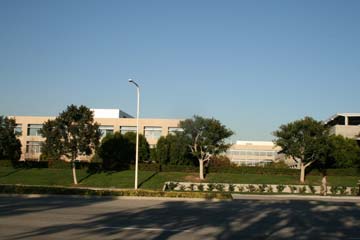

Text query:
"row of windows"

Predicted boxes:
[[227, 150, 276, 157], [20, 124, 183, 139], [231, 159, 273, 167]]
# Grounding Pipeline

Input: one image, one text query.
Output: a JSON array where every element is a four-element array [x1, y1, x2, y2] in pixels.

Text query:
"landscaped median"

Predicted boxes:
[[163, 182, 360, 196], [0, 184, 232, 200]]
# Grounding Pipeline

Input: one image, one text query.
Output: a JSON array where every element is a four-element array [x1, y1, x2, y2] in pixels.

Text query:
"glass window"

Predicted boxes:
[[168, 127, 184, 135], [26, 141, 42, 153], [266, 151, 275, 157], [27, 124, 43, 136], [99, 125, 114, 137], [14, 124, 22, 136], [144, 126, 162, 140], [348, 117, 360, 126], [259, 151, 266, 156], [120, 126, 137, 135]]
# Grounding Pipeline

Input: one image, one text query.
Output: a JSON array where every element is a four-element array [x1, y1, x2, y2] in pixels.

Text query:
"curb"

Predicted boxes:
[[232, 194, 360, 202]]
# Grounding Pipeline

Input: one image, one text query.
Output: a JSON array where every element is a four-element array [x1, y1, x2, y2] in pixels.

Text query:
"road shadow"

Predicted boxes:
[[2, 196, 360, 239]]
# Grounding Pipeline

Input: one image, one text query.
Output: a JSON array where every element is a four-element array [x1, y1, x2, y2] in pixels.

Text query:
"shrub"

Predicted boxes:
[[123, 132, 150, 162], [350, 187, 359, 196], [308, 185, 316, 194], [289, 185, 297, 194], [179, 185, 186, 191], [209, 155, 232, 168], [167, 182, 178, 191], [0, 160, 14, 167], [228, 184, 235, 192], [197, 184, 204, 191], [215, 183, 225, 192], [246, 185, 256, 193], [276, 185, 285, 193], [97, 133, 133, 170], [258, 184, 267, 193], [338, 186, 347, 195], [299, 186, 307, 194], [330, 186, 339, 195], [267, 185, 273, 193], [207, 183, 216, 192]]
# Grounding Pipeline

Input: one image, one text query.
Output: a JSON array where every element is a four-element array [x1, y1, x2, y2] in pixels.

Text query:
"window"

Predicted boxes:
[[14, 124, 22, 136], [144, 126, 162, 140], [27, 124, 43, 136], [168, 127, 184, 135], [26, 141, 42, 153], [99, 125, 114, 137], [348, 117, 360, 126], [120, 126, 137, 135]]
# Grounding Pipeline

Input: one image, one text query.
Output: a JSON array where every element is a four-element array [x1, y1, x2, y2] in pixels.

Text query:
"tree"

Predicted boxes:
[[97, 132, 133, 170], [327, 135, 360, 168], [155, 136, 169, 164], [154, 134, 195, 166], [273, 116, 329, 183], [40, 119, 63, 161], [180, 115, 233, 179], [123, 132, 150, 162], [0, 116, 21, 161], [40, 105, 100, 184]]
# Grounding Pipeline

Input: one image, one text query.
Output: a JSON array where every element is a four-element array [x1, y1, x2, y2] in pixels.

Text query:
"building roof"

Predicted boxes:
[[324, 113, 360, 124]]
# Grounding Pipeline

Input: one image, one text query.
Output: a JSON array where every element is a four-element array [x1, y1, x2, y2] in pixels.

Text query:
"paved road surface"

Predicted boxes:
[[0, 195, 360, 239]]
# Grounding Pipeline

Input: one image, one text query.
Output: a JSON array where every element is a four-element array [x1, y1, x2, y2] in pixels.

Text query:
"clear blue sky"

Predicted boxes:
[[1, 0, 359, 141]]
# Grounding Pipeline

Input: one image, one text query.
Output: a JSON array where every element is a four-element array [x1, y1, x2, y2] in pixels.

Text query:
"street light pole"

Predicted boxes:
[[129, 79, 140, 190]]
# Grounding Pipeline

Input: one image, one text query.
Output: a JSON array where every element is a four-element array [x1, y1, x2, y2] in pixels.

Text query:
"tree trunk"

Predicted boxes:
[[300, 163, 305, 183], [199, 160, 204, 180], [321, 175, 327, 196], [72, 160, 78, 185], [300, 161, 314, 183]]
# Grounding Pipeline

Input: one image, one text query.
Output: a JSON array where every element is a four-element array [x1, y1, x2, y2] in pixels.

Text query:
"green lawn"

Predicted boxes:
[[0, 167, 358, 190]]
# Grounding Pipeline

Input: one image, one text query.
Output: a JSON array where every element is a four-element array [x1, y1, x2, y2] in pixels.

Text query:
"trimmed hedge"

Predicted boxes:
[[0, 184, 231, 200], [1, 160, 359, 176]]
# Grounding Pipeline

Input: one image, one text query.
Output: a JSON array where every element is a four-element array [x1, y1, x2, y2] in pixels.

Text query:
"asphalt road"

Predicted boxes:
[[0, 195, 360, 240]]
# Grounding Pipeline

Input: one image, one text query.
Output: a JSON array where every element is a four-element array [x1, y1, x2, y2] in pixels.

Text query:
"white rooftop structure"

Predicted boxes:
[[91, 109, 133, 119]]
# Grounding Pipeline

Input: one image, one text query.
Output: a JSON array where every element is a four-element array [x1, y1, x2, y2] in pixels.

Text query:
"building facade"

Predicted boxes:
[[226, 141, 281, 166], [11, 109, 182, 161], [325, 113, 360, 144]]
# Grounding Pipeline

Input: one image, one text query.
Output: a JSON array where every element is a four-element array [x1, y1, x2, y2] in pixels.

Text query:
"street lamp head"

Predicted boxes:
[[128, 79, 139, 88]]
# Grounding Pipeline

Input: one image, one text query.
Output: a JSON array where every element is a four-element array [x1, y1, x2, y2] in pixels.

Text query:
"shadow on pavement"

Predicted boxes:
[[1, 195, 360, 239]]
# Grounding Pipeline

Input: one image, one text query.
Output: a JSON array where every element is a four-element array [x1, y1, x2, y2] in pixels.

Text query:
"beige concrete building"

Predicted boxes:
[[325, 113, 360, 143], [226, 141, 281, 166], [11, 109, 182, 161]]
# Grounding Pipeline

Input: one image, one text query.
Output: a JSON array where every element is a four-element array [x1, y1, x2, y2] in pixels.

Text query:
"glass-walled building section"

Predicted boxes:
[[226, 141, 280, 167]]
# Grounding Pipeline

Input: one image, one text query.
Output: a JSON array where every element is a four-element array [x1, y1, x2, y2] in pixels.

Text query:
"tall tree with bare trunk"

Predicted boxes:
[[180, 116, 233, 179], [41, 105, 100, 184], [273, 116, 329, 183]]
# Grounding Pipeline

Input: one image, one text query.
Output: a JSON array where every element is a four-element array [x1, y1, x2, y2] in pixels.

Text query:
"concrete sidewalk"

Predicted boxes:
[[232, 193, 360, 202]]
